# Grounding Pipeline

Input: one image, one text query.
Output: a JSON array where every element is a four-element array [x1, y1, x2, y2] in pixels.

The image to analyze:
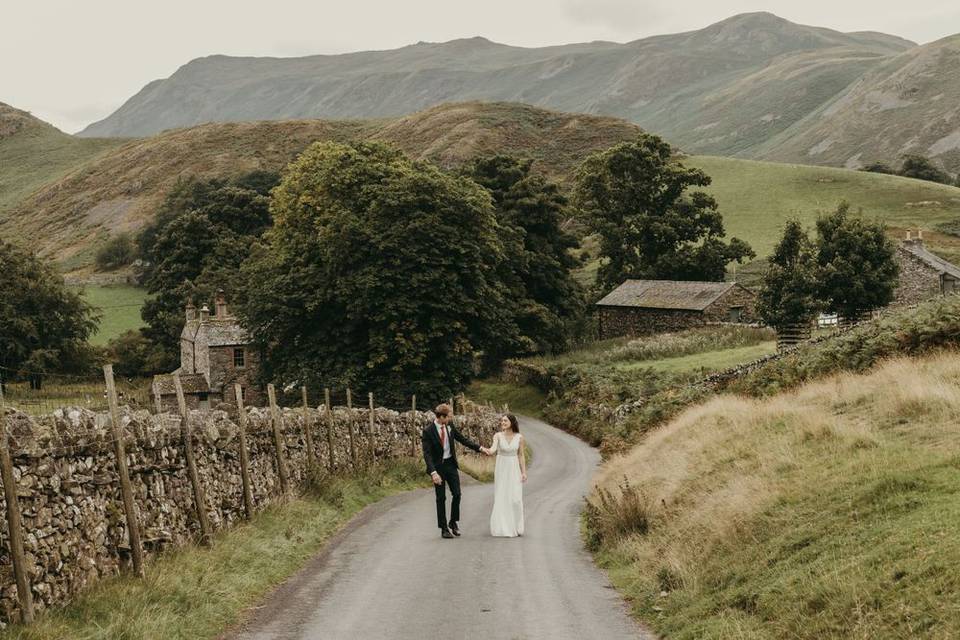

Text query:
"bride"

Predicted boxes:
[[485, 414, 527, 537]]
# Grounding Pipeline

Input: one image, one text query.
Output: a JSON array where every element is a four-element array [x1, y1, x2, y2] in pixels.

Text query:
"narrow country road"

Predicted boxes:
[[228, 416, 654, 640]]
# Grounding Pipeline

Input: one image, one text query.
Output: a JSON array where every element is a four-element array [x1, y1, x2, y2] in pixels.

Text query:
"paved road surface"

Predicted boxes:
[[228, 416, 654, 640]]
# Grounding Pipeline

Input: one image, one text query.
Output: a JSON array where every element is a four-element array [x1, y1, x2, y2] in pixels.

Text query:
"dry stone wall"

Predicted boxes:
[[0, 403, 496, 624]]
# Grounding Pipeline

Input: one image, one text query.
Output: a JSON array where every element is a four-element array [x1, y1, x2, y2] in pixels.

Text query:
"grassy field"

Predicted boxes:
[[0, 460, 428, 640], [589, 353, 960, 639], [690, 155, 960, 258], [614, 341, 776, 375], [73, 284, 149, 345], [466, 380, 547, 419]]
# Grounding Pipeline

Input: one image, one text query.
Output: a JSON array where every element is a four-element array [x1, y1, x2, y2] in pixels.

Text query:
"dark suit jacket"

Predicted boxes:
[[422, 420, 481, 475]]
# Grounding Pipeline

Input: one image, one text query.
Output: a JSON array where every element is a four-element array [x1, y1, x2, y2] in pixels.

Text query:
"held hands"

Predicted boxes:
[[480, 446, 492, 456]]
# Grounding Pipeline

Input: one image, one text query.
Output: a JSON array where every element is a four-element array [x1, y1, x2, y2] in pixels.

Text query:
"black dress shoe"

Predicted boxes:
[[441, 529, 454, 539], [450, 523, 461, 537]]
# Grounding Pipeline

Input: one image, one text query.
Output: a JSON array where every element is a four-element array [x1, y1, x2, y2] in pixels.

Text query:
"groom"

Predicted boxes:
[[422, 403, 489, 538]]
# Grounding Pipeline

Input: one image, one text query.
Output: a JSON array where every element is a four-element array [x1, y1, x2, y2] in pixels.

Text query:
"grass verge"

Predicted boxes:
[[587, 353, 960, 639], [466, 380, 547, 419], [0, 460, 428, 640]]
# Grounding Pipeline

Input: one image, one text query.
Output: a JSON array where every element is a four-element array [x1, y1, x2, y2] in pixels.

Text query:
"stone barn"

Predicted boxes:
[[595, 279, 757, 339], [153, 291, 261, 411], [892, 230, 960, 306]]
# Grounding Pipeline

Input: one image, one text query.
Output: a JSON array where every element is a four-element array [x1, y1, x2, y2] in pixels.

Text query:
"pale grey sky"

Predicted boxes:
[[3, 0, 959, 133]]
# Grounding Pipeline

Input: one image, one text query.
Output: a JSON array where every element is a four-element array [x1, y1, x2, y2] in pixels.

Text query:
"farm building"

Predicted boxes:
[[152, 291, 261, 411], [595, 279, 757, 339], [892, 231, 960, 306]]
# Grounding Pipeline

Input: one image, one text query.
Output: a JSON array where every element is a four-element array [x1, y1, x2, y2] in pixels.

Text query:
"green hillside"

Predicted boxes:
[[0, 102, 122, 219], [691, 155, 960, 258]]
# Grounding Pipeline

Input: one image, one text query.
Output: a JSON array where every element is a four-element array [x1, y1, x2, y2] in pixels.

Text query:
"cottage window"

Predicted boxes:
[[728, 306, 743, 323], [198, 392, 209, 402], [233, 348, 246, 368]]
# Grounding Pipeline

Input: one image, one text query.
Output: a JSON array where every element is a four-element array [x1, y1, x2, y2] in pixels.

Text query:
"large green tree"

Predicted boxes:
[[574, 134, 753, 291], [237, 141, 520, 405], [815, 202, 898, 321], [467, 156, 585, 353], [138, 171, 278, 367], [757, 220, 821, 331], [0, 241, 98, 387]]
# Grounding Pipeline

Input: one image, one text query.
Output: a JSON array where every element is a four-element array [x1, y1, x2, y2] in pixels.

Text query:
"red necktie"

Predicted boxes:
[[440, 424, 447, 449]]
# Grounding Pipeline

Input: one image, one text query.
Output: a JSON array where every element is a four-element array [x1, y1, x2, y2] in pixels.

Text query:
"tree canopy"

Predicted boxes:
[[574, 134, 753, 291], [138, 171, 278, 368], [237, 141, 520, 405], [467, 155, 585, 354], [0, 241, 98, 385], [815, 202, 898, 320], [756, 220, 821, 331]]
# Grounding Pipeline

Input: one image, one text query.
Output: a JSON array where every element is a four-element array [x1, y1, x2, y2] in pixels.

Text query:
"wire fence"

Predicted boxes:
[[0, 365, 152, 416]]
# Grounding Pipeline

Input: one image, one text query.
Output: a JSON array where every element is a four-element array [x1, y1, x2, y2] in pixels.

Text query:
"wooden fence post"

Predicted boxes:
[[301, 386, 316, 467], [267, 384, 290, 494], [174, 375, 212, 545], [0, 387, 35, 624], [324, 388, 335, 472], [233, 384, 254, 520], [410, 395, 418, 457], [103, 364, 145, 578], [346, 388, 357, 467], [152, 380, 162, 415], [368, 392, 377, 464]]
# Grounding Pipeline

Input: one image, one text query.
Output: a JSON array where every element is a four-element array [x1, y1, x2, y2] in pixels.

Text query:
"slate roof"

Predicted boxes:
[[152, 373, 210, 396], [900, 241, 960, 280], [205, 319, 249, 347], [595, 280, 739, 311]]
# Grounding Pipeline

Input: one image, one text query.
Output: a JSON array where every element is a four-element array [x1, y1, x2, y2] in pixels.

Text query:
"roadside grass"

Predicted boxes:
[[72, 284, 149, 345], [0, 460, 428, 640], [588, 353, 960, 639]]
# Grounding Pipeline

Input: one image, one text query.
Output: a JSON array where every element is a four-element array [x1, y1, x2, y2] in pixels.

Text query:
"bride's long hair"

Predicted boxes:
[[505, 414, 519, 433]]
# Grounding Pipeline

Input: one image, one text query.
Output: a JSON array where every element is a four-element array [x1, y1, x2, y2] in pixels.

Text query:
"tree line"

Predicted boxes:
[[3, 131, 903, 402]]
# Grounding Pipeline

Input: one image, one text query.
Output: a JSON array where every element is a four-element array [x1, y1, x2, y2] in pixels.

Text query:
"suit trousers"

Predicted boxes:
[[434, 458, 461, 530]]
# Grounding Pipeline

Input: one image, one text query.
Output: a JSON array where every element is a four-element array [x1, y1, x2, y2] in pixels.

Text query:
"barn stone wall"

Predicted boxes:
[[892, 247, 944, 307]]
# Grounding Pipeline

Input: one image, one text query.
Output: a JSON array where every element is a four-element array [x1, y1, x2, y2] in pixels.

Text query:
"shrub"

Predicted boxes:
[[584, 477, 652, 551], [94, 233, 136, 270]]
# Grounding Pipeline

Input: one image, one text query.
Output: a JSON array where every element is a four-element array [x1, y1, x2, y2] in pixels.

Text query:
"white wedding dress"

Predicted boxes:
[[489, 431, 525, 537]]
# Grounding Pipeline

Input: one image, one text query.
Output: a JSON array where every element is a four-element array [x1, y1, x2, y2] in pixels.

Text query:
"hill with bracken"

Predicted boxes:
[[1, 102, 644, 269], [0, 102, 121, 223], [760, 34, 960, 174]]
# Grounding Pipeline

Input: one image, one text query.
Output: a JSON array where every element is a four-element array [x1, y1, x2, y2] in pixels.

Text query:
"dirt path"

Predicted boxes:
[[227, 416, 654, 640]]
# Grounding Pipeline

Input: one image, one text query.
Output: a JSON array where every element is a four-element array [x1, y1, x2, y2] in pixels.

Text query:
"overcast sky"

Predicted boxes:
[[3, 0, 959, 133]]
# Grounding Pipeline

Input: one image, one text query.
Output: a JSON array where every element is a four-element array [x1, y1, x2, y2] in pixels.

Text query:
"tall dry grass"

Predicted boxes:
[[590, 352, 960, 639]]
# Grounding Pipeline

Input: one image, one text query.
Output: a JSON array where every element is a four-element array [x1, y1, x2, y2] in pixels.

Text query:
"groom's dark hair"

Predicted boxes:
[[435, 403, 452, 417]]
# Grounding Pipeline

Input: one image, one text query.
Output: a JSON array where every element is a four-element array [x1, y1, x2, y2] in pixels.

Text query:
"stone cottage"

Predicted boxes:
[[595, 279, 757, 339], [152, 291, 261, 411], [892, 230, 960, 306]]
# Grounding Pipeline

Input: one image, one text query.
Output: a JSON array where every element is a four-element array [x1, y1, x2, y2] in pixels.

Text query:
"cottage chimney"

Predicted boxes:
[[185, 301, 196, 323], [199, 304, 210, 323], [215, 289, 228, 317]]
